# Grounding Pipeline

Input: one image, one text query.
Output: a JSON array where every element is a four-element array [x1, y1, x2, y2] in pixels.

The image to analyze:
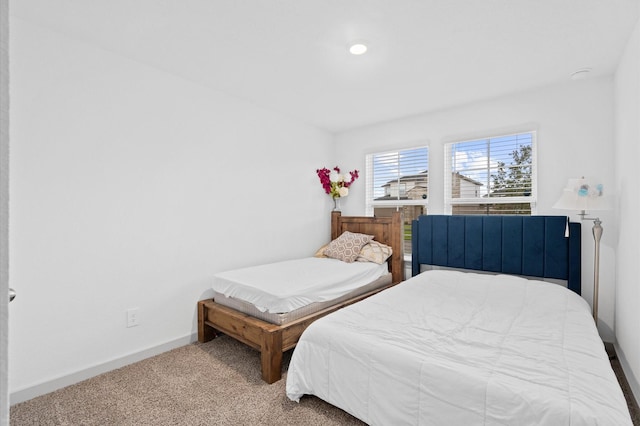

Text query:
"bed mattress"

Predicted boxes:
[[213, 273, 391, 325], [286, 270, 633, 426], [211, 257, 390, 315]]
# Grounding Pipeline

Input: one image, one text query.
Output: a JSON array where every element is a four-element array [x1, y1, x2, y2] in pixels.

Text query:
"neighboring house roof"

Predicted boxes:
[[374, 195, 411, 201], [452, 172, 483, 187], [380, 170, 428, 188], [379, 171, 483, 188], [374, 171, 482, 201]]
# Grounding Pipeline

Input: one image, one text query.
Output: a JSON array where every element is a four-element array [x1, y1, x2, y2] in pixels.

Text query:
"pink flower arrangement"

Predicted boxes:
[[316, 166, 359, 199]]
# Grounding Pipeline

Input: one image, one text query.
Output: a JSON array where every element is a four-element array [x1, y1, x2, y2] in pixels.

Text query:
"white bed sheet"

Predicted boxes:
[[212, 257, 389, 313], [286, 270, 632, 426]]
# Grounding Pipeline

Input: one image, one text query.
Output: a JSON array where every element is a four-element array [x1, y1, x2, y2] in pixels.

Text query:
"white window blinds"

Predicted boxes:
[[444, 132, 536, 215], [366, 146, 429, 209]]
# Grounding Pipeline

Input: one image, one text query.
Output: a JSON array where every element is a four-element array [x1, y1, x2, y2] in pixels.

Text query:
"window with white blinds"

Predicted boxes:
[[366, 146, 428, 255], [366, 146, 429, 208], [444, 132, 536, 215]]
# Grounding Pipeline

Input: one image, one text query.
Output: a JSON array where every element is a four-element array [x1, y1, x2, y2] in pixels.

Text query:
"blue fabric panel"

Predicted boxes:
[[431, 216, 448, 266], [568, 222, 582, 294], [416, 215, 432, 266], [544, 217, 569, 279], [411, 220, 420, 277], [448, 216, 466, 268], [522, 216, 545, 277], [482, 217, 502, 272], [464, 216, 484, 270], [502, 217, 523, 275]]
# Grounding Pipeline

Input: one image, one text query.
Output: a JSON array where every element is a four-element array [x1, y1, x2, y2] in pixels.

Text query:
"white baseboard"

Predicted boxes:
[[10, 332, 198, 405]]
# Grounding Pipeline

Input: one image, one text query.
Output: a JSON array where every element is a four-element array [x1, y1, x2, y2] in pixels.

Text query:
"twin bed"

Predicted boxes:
[[198, 213, 633, 425], [198, 211, 404, 384]]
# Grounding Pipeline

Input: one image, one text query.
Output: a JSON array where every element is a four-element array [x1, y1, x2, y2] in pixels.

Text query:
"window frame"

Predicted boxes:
[[365, 145, 429, 261], [365, 145, 430, 215], [444, 130, 537, 215]]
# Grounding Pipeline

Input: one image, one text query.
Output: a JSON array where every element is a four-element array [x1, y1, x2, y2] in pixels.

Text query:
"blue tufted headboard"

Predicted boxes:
[[411, 215, 582, 294]]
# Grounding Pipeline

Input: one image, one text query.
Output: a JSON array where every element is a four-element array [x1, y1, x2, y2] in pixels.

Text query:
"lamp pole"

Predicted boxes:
[[591, 218, 602, 322], [579, 210, 603, 322]]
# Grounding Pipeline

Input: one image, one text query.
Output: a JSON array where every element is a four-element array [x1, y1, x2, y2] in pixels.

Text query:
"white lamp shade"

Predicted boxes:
[[552, 177, 612, 212]]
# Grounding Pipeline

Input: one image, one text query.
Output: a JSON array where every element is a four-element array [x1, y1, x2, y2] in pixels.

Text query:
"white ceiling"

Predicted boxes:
[[10, 0, 640, 133]]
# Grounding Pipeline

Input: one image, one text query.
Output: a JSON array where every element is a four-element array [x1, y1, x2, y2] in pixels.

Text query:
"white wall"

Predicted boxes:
[[1, 0, 10, 422], [614, 17, 640, 406], [335, 78, 617, 341], [8, 18, 334, 401]]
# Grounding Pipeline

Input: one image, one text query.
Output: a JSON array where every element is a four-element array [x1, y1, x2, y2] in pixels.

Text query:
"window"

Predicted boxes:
[[445, 131, 536, 215], [366, 146, 428, 255]]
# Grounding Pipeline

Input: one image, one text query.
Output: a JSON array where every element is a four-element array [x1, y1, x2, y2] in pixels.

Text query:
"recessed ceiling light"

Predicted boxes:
[[348, 42, 368, 55], [570, 68, 592, 81]]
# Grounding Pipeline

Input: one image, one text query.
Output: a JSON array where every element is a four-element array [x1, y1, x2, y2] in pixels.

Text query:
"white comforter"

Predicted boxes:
[[212, 257, 388, 313], [286, 270, 632, 426]]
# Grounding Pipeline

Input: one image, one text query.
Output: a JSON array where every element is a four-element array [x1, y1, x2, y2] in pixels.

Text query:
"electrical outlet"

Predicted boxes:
[[126, 308, 140, 328]]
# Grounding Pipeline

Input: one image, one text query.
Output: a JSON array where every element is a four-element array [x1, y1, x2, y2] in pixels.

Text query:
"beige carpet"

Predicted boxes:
[[10, 335, 640, 425], [10, 335, 363, 426]]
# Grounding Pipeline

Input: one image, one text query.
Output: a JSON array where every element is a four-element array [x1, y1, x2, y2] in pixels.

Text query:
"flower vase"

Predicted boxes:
[[333, 196, 341, 211]]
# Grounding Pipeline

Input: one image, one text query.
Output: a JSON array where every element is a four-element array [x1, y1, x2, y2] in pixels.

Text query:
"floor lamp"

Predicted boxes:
[[553, 177, 611, 322]]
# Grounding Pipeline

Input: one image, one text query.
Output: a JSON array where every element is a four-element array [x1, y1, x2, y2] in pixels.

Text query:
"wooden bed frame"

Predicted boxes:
[[197, 211, 404, 384]]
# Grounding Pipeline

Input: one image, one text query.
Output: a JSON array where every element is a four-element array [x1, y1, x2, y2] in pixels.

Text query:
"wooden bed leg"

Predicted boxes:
[[261, 331, 283, 384], [198, 300, 217, 343]]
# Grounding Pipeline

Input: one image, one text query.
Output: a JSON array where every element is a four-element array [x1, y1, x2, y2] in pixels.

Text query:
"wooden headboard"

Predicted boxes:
[[411, 215, 581, 294], [331, 211, 404, 284]]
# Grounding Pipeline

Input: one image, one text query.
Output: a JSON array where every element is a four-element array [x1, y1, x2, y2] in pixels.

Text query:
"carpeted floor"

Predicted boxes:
[[10, 335, 363, 426], [10, 335, 640, 425]]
